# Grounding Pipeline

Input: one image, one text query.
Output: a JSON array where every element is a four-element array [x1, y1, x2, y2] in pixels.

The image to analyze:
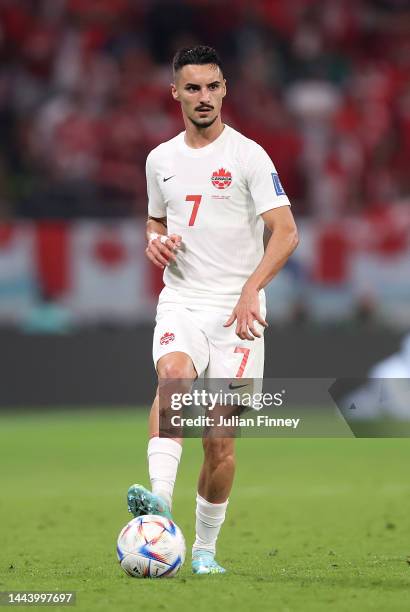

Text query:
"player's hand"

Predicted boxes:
[[146, 233, 182, 270], [223, 286, 268, 340]]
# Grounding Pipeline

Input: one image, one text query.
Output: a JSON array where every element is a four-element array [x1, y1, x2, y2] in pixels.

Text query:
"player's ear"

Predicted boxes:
[[171, 83, 179, 101], [222, 78, 227, 98]]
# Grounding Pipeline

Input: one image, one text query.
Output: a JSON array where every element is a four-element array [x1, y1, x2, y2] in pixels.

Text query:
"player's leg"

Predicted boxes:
[[128, 307, 209, 520], [197, 436, 235, 503], [192, 309, 265, 574], [191, 436, 234, 574], [149, 352, 196, 505], [128, 352, 196, 519]]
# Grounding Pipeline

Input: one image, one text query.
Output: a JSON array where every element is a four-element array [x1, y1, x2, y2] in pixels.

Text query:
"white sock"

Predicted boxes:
[[147, 437, 182, 510], [192, 493, 229, 556]]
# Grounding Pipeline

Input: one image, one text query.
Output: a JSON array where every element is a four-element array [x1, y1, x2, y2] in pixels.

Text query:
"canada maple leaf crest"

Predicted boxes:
[[160, 332, 175, 345], [211, 167, 232, 190]]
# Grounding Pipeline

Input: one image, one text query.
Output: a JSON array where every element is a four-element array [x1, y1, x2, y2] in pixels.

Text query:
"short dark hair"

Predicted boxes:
[[173, 45, 223, 75]]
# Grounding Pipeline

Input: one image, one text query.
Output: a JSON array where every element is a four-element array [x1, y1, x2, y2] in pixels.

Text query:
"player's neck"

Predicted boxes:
[[183, 118, 225, 149]]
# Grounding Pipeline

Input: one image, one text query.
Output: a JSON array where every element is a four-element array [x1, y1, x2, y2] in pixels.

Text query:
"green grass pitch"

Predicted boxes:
[[1, 408, 410, 611]]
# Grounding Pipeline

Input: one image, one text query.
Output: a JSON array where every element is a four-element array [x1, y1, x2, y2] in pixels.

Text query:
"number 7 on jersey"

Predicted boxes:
[[186, 195, 202, 226]]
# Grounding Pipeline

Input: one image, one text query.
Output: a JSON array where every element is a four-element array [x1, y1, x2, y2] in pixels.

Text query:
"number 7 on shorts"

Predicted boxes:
[[234, 347, 250, 378]]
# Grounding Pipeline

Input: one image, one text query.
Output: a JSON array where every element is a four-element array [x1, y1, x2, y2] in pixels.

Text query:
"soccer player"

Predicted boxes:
[[127, 45, 298, 574]]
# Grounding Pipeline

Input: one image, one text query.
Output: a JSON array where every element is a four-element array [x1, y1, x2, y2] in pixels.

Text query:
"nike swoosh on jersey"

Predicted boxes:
[[228, 383, 248, 390], [163, 175, 175, 182]]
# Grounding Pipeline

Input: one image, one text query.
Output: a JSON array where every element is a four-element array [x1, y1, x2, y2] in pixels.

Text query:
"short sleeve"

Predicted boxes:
[[146, 153, 166, 218], [246, 143, 291, 216]]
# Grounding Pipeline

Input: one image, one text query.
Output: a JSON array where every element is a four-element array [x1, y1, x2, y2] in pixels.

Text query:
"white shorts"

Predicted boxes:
[[152, 303, 265, 380]]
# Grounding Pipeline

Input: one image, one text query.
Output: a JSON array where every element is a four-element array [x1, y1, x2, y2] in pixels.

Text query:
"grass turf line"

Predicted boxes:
[[1, 409, 410, 612]]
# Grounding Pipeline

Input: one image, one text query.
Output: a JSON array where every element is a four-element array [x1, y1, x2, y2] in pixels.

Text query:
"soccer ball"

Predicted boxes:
[[116, 515, 186, 578]]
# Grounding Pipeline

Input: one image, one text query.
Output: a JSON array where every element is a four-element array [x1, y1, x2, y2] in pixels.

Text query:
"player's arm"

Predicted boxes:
[[146, 216, 182, 270], [247, 206, 298, 292], [224, 206, 298, 340], [145, 151, 181, 270]]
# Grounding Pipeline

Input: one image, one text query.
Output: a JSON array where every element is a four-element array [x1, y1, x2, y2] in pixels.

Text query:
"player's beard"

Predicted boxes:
[[188, 115, 218, 129]]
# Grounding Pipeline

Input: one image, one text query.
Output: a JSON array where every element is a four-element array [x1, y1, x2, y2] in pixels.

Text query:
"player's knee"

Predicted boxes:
[[157, 354, 195, 381]]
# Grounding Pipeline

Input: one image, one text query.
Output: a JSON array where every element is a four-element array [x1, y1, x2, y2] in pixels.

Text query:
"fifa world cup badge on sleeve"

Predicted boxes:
[[271, 172, 286, 196]]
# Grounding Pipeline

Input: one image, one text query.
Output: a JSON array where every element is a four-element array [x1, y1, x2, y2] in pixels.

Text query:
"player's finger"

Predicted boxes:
[[148, 236, 174, 259], [237, 319, 254, 341], [252, 311, 268, 328], [168, 234, 182, 249], [235, 315, 245, 338], [146, 249, 166, 269], [240, 330, 254, 341], [245, 329, 255, 341], [247, 317, 262, 338], [158, 235, 179, 257], [157, 241, 177, 261], [152, 237, 176, 260], [243, 318, 256, 340], [149, 245, 169, 267], [150, 240, 175, 263], [223, 312, 236, 327], [145, 248, 165, 270]]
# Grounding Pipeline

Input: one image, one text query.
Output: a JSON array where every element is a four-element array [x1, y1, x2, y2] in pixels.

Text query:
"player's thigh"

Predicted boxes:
[[206, 319, 265, 380], [206, 315, 264, 417], [153, 307, 209, 379]]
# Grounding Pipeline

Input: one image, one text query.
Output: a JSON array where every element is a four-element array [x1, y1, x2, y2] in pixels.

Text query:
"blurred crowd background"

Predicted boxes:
[[1, 0, 410, 218], [0, 0, 409, 337]]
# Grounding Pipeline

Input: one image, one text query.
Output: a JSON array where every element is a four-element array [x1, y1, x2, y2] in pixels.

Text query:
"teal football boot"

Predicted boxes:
[[127, 484, 173, 520], [192, 550, 226, 575]]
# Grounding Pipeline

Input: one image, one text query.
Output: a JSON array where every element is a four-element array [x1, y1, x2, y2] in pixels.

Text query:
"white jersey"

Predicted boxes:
[[146, 124, 291, 310]]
